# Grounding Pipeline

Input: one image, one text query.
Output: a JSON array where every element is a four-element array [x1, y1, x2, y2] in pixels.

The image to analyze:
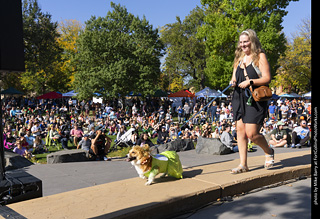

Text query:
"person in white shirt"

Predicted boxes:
[[132, 104, 137, 115], [219, 110, 227, 123], [31, 121, 41, 137], [220, 124, 238, 152], [280, 103, 289, 119], [291, 120, 310, 148]]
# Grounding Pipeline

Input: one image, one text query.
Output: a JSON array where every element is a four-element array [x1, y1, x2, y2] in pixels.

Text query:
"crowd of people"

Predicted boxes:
[[1, 95, 312, 161]]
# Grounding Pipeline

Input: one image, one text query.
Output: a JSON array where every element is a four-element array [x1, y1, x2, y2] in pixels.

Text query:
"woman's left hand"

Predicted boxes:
[[238, 80, 250, 89]]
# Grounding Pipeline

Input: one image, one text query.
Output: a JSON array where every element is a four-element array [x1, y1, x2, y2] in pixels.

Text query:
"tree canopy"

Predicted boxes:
[[160, 6, 206, 91], [21, 0, 67, 94], [271, 18, 311, 93], [73, 3, 164, 99], [57, 19, 83, 87], [3, 0, 308, 97], [198, 0, 297, 90]]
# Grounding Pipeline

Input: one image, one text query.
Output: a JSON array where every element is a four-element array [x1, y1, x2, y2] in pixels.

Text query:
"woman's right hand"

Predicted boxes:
[[230, 80, 236, 87]]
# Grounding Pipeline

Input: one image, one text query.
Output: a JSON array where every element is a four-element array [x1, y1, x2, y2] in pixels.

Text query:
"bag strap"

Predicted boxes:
[[242, 62, 254, 94], [252, 62, 262, 78]]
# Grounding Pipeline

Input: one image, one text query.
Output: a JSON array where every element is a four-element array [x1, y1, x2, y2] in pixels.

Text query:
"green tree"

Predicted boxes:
[[160, 6, 206, 91], [271, 17, 311, 93], [22, 0, 66, 94], [57, 19, 83, 88], [198, 0, 297, 90], [73, 3, 164, 100]]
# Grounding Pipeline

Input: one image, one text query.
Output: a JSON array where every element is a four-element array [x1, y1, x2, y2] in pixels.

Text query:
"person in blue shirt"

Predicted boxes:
[[10, 107, 16, 117], [210, 101, 218, 123], [177, 106, 184, 124], [268, 102, 276, 119]]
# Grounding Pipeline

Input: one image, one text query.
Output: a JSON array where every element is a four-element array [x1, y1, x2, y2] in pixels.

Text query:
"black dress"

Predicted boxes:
[[231, 64, 268, 125]]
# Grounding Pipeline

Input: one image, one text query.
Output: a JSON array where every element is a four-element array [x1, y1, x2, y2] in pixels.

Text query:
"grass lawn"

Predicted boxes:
[[31, 129, 159, 164], [30, 115, 202, 164]]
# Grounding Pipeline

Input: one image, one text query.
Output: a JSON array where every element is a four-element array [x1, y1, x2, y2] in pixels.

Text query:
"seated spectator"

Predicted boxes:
[[220, 124, 238, 152], [49, 125, 60, 141], [5, 132, 16, 145], [12, 130, 19, 139], [77, 134, 91, 151], [59, 124, 70, 149], [169, 126, 178, 142], [137, 133, 154, 147], [3, 132, 14, 149], [199, 111, 207, 125], [108, 121, 117, 135], [260, 123, 268, 135], [291, 120, 310, 148], [130, 131, 138, 146], [269, 121, 288, 147], [123, 117, 130, 127], [88, 126, 95, 137], [190, 130, 199, 141], [201, 124, 212, 138], [39, 121, 47, 135], [157, 126, 169, 144], [181, 130, 191, 140], [212, 128, 220, 138], [31, 121, 41, 137], [219, 110, 227, 123], [70, 124, 83, 146], [116, 125, 126, 142], [19, 135, 31, 152], [90, 129, 111, 160], [33, 136, 47, 154], [142, 124, 152, 138], [266, 117, 276, 130], [191, 125, 198, 135], [13, 140, 32, 159]]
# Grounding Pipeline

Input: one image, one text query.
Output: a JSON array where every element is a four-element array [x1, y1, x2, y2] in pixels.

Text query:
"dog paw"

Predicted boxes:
[[145, 181, 152, 186], [139, 175, 146, 179]]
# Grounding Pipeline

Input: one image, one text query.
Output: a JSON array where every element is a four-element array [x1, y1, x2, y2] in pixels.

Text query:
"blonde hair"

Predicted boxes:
[[233, 29, 264, 68]]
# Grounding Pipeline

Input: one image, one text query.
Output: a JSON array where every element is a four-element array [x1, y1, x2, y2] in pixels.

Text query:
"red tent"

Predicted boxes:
[[168, 90, 195, 98], [36, 91, 62, 99]]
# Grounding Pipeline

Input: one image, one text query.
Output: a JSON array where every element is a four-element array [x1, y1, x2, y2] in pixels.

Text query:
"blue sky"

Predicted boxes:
[[38, 0, 311, 38]]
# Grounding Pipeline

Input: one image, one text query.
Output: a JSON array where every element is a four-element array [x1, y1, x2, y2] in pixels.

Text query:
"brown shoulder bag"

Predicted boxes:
[[243, 63, 272, 102]]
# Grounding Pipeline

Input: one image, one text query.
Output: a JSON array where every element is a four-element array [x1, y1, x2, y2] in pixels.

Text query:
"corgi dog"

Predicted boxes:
[[126, 145, 183, 185]]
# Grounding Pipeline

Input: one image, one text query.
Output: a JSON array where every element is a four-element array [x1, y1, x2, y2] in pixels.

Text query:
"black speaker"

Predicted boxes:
[[0, 170, 42, 205], [0, 0, 25, 72]]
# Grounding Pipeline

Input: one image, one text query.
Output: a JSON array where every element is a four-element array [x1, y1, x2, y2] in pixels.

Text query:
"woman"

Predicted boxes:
[[49, 124, 60, 141], [137, 132, 154, 147], [33, 135, 47, 153], [230, 29, 274, 174], [13, 140, 32, 159]]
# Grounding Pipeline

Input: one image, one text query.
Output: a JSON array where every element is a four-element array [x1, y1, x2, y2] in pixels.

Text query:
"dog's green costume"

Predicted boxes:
[[144, 151, 183, 179]]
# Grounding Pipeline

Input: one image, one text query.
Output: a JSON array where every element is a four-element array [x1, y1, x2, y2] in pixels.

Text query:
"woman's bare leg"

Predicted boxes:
[[245, 123, 274, 166], [236, 119, 249, 168]]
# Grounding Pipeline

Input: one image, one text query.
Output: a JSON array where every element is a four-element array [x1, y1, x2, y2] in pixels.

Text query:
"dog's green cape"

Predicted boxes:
[[144, 151, 183, 179]]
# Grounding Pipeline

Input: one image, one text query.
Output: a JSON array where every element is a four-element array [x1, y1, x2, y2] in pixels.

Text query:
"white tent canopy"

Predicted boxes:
[[216, 90, 228, 98], [62, 90, 78, 97], [289, 92, 301, 98], [195, 87, 220, 98], [302, 91, 311, 98]]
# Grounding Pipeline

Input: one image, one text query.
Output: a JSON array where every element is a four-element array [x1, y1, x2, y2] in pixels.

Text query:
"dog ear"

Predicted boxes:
[[143, 144, 150, 152], [142, 144, 151, 157]]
